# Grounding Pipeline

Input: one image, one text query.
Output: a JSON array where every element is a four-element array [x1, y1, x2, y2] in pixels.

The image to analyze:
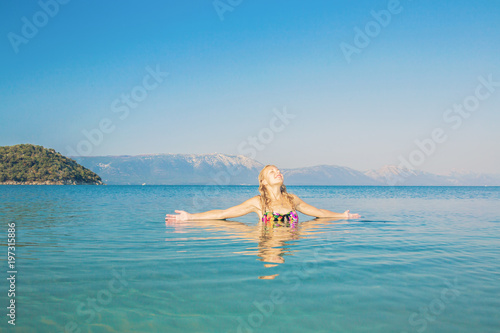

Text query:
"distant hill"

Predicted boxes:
[[72, 153, 263, 185], [364, 165, 500, 186], [364, 165, 452, 186], [73, 153, 500, 186], [282, 165, 379, 185], [0, 144, 103, 185], [72, 154, 378, 185]]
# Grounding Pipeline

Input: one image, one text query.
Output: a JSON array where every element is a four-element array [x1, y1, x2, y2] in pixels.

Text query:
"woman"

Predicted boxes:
[[165, 165, 361, 222]]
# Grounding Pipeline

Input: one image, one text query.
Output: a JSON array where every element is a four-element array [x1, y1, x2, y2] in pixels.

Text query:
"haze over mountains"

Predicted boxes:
[[72, 153, 500, 186]]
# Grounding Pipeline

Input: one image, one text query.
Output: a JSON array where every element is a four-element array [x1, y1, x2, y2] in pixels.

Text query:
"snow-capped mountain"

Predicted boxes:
[[72, 153, 264, 185], [282, 165, 379, 185], [72, 154, 500, 186], [364, 165, 500, 186]]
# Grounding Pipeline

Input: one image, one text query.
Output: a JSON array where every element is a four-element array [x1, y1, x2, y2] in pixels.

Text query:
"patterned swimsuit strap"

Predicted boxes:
[[262, 210, 298, 222]]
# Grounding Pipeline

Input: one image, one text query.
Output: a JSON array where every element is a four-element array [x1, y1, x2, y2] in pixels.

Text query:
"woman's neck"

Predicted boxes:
[[267, 185, 282, 201]]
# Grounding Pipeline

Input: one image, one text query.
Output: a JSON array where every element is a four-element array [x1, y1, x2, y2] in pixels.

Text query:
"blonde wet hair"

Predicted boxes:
[[258, 165, 295, 215]]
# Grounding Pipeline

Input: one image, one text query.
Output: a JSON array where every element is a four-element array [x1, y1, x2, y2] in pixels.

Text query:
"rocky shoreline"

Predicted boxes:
[[0, 180, 104, 185]]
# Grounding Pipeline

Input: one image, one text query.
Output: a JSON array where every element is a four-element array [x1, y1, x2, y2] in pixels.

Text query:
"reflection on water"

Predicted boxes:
[[165, 218, 349, 279], [2, 186, 500, 332]]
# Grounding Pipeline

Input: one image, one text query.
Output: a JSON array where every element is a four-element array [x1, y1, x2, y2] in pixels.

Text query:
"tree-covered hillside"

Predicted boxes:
[[0, 144, 103, 184]]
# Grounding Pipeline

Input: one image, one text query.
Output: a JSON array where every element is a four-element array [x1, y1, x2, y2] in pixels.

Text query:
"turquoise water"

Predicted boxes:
[[1, 185, 499, 333]]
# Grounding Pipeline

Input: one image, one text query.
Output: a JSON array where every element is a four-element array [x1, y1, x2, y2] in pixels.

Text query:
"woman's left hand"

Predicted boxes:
[[344, 210, 361, 219]]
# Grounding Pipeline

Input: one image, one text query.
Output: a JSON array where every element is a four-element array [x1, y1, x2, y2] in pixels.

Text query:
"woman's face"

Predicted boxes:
[[263, 166, 283, 186]]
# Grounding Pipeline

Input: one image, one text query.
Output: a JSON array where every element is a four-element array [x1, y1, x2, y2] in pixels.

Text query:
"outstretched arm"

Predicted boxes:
[[166, 196, 260, 221], [292, 194, 361, 219]]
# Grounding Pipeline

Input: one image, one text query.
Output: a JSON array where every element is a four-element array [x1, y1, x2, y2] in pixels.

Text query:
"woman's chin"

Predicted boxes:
[[267, 178, 284, 186]]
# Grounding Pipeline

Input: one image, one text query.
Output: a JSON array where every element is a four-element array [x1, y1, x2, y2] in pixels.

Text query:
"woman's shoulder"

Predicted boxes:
[[248, 195, 262, 205], [288, 193, 301, 204], [249, 195, 262, 210]]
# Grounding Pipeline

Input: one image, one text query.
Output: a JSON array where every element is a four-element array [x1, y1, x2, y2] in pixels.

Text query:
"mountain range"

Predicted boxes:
[[71, 153, 500, 186]]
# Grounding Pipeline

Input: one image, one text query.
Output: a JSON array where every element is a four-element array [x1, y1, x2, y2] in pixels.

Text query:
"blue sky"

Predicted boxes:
[[1, 0, 499, 174]]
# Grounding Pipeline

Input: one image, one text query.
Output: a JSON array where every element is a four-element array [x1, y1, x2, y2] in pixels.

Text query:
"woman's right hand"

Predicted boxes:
[[165, 210, 191, 221]]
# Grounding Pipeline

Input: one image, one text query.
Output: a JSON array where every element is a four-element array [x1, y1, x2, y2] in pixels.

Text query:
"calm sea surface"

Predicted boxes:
[[0, 185, 499, 333]]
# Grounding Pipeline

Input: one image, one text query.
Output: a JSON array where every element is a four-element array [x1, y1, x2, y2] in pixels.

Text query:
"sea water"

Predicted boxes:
[[0, 185, 499, 333]]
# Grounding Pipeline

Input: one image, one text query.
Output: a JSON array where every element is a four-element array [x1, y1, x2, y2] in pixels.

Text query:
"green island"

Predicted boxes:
[[0, 144, 103, 185]]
